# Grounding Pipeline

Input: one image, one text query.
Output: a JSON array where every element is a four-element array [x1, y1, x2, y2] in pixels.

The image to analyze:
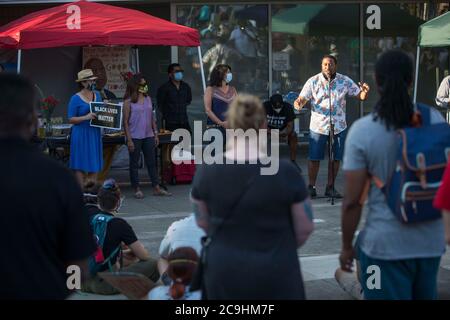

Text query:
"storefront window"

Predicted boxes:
[[175, 2, 450, 126], [176, 4, 269, 123], [362, 4, 421, 113], [416, 46, 450, 107], [363, 4, 449, 114]]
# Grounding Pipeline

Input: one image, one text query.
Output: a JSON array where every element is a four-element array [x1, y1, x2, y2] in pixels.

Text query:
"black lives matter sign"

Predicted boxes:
[[89, 102, 123, 130]]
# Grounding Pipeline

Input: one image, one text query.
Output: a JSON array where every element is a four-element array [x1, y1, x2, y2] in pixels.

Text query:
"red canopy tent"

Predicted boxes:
[[0, 0, 206, 90]]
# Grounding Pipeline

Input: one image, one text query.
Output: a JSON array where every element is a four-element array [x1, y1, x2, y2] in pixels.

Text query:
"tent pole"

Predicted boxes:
[[268, 4, 273, 97], [17, 49, 22, 74], [359, 2, 364, 118], [197, 46, 206, 94], [413, 46, 420, 104], [135, 47, 140, 73]]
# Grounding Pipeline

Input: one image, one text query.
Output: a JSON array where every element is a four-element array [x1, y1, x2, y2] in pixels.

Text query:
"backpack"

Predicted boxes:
[[88, 213, 122, 275], [366, 104, 450, 224]]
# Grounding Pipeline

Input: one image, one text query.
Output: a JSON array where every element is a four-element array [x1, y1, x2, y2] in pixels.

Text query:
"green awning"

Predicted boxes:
[[272, 4, 422, 37], [271, 4, 359, 37], [272, 5, 325, 35], [419, 11, 450, 47]]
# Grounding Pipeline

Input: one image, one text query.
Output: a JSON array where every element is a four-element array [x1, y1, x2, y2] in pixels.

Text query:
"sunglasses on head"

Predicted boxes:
[[102, 178, 118, 190]]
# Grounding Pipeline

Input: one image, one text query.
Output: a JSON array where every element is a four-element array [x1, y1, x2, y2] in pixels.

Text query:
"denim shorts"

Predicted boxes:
[[308, 129, 347, 161], [358, 249, 441, 300]]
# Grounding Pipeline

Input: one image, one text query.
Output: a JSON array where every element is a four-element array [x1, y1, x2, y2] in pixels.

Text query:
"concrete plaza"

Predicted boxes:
[[70, 144, 450, 300]]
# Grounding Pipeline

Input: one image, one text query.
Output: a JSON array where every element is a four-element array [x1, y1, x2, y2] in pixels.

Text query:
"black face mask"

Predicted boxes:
[[86, 82, 96, 91]]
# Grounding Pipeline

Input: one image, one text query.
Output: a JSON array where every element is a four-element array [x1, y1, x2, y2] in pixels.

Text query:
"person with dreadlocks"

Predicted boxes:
[[339, 50, 446, 300]]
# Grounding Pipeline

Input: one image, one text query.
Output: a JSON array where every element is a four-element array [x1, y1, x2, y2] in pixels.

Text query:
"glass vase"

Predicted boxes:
[[45, 120, 53, 137]]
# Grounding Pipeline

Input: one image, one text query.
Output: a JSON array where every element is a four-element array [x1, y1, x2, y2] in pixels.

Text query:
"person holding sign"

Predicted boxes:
[[68, 69, 103, 186], [123, 74, 171, 199]]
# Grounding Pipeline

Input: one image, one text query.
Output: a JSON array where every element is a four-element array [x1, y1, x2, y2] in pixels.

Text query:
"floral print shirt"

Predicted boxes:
[[299, 72, 360, 135]]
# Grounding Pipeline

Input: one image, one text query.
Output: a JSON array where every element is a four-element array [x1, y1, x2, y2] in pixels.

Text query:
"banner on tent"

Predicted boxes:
[[90, 102, 123, 130], [83, 46, 131, 98]]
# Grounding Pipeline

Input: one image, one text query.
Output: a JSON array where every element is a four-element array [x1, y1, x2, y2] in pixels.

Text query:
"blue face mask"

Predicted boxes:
[[225, 72, 233, 83], [174, 72, 184, 81]]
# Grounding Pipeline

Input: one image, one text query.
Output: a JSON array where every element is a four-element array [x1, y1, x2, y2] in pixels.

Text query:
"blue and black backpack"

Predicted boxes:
[[376, 104, 450, 223], [88, 213, 122, 276]]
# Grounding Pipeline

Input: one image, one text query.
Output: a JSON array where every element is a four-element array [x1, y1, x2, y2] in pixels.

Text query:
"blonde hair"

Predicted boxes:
[[226, 94, 267, 131]]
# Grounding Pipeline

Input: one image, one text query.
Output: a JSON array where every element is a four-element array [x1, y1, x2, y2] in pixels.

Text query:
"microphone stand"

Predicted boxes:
[[327, 75, 335, 206]]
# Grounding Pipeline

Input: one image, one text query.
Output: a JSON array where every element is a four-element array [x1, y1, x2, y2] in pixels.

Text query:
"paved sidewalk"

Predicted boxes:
[[70, 144, 450, 300]]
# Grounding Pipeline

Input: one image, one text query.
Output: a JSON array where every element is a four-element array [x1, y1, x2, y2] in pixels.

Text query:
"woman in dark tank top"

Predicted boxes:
[[204, 64, 237, 139]]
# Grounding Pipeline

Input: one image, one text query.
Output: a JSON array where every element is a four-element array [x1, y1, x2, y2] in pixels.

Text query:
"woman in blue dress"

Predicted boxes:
[[68, 69, 103, 186]]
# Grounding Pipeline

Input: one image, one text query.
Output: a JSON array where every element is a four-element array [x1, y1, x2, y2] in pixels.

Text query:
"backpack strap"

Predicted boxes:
[[359, 174, 385, 205], [102, 246, 122, 272], [359, 104, 433, 206], [91, 212, 115, 228], [412, 103, 432, 127]]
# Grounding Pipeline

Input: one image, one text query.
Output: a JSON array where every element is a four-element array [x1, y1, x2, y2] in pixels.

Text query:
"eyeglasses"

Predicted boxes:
[[102, 178, 118, 190]]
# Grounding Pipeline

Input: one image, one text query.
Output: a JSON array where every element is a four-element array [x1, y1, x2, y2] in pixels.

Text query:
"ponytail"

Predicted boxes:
[[166, 247, 199, 300], [169, 279, 186, 300]]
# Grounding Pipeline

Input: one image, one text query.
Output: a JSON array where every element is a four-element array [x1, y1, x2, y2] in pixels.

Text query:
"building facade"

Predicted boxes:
[[0, 1, 448, 128]]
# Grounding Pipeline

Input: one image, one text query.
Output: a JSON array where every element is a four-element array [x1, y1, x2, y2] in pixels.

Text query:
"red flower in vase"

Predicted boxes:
[[41, 95, 59, 119], [120, 71, 132, 82]]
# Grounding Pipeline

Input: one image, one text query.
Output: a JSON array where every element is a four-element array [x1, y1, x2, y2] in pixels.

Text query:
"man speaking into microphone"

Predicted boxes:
[[294, 55, 370, 198]]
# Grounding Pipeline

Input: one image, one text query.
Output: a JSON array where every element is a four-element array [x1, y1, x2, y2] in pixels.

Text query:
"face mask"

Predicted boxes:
[[138, 84, 148, 94], [174, 72, 184, 81], [115, 196, 125, 213], [86, 82, 96, 91], [273, 107, 282, 113], [225, 72, 233, 83]]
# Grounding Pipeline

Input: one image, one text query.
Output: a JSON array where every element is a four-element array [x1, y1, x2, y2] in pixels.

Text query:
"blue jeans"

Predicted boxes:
[[129, 137, 159, 189], [358, 249, 441, 300], [309, 129, 347, 161]]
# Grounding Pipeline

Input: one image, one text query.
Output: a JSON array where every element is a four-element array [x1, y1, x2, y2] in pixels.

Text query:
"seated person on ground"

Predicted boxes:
[[263, 93, 298, 163], [157, 213, 205, 284], [148, 247, 200, 300], [81, 178, 159, 295]]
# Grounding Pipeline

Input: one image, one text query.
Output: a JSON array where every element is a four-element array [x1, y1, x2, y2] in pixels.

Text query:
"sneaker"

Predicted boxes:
[[134, 190, 144, 199], [153, 186, 172, 196], [325, 185, 342, 198], [308, 185, 317, 198]]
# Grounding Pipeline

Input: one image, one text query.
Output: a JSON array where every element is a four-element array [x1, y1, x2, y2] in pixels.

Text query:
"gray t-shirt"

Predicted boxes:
[[343, 109, 446, 260]]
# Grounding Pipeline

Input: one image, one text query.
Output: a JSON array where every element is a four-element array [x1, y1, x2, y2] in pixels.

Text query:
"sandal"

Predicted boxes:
[[153, 187, 172, 197], [134, 190, 144, 199]]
